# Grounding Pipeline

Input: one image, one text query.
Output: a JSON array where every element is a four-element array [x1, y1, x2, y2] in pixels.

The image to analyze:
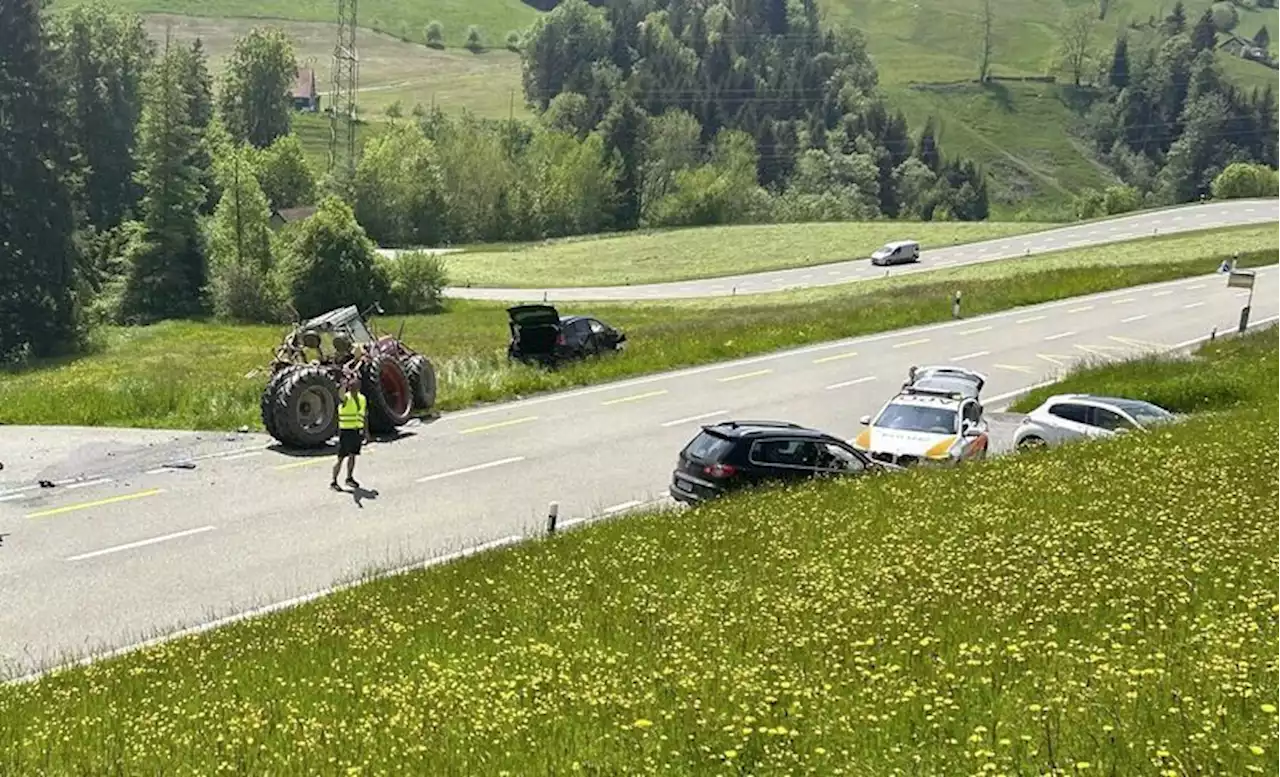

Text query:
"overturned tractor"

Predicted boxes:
[[260, 304, 437, 448]]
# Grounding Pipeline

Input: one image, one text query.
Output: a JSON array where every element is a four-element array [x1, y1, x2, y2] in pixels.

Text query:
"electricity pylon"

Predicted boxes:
[[328, 0, 358, 181]]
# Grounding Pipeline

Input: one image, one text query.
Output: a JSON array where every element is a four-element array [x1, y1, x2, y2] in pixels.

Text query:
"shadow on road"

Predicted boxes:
[[350, 486, 379, 508]]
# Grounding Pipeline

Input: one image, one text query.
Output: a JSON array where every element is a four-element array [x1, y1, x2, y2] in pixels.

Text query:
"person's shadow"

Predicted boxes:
[[350, 486, 379, 508]]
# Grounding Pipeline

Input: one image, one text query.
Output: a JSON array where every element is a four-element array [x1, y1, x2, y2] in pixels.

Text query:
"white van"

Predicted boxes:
[[870, 240, 921, 266]]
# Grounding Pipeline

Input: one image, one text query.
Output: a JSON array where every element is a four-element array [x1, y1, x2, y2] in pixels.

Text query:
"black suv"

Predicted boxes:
[[669, 420, 884, 504]]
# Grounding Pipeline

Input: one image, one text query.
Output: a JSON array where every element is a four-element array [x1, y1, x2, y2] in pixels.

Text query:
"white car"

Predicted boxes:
[[1012, 394, 1176, 450], [853, 383, 990, 467], [870, 240, 921, 266]]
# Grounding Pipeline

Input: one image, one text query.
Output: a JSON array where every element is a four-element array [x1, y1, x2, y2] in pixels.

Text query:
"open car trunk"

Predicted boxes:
[[507, 304, 562, 359]]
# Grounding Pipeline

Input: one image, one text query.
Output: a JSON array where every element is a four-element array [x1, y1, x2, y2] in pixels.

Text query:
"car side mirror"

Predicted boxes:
[[859, 415, 871, 426]]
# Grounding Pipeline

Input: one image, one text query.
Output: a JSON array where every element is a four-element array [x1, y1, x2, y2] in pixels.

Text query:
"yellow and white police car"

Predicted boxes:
[[852, 367, 990, 467]]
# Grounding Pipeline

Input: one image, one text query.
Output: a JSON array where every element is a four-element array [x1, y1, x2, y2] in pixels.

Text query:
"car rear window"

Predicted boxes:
[[682, 431, 735, 462]]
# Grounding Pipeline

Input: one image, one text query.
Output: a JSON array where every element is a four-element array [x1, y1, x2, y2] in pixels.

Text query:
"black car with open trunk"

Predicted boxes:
[[506, 304, 626, 367]]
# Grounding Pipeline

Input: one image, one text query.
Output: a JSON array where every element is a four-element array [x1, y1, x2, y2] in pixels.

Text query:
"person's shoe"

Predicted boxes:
[[345, 478, 360, 489], [329, 481, 342, 492]]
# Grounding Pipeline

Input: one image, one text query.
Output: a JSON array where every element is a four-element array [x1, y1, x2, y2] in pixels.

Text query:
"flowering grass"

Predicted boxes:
[[0, 226, 1274, 431], [2, 322, 1277, 775]]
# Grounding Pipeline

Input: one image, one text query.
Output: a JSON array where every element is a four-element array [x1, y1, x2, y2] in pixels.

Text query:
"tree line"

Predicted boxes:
[[1074, 0, 1277, 212]]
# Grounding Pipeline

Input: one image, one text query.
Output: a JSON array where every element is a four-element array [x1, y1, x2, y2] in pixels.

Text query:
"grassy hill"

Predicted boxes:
[[65, 0, 1278, 216]]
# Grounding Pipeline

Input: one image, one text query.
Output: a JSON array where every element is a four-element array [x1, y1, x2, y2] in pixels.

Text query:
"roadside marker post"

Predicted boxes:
[[1227, 269, 1255, 333], [546, 501, 559, 535], [952, 290, 962, 319]]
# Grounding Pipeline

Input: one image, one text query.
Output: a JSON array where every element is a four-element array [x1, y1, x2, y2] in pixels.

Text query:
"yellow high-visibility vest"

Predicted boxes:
[[338, 393, 366, 430]]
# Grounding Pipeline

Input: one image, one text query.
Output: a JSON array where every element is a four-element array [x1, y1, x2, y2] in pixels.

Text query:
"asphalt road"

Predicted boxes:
[[0, 268, 1275, 678], [443, 199, 1278, 301]]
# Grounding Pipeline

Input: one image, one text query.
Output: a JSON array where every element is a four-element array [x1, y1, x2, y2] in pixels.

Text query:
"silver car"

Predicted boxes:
[[1012, 394, 1175, 450]]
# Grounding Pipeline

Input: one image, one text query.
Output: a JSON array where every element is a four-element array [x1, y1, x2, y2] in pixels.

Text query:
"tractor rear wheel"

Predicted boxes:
[[260, 365, 300, 440], [403, 354, 437, 412], [362, 354, 413, 433], [270, 366, 340, 448]]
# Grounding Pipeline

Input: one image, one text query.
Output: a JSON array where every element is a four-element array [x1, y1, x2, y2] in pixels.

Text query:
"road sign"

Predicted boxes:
[[1227, 270, 1256, 290]]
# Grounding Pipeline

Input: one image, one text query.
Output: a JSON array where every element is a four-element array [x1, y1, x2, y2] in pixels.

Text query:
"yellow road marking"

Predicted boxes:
[[459, 416, 539, 435], [718, 369, 773, 382], [813, 350, 858, 364], [994, 363, 1034, 374], [892, 338, 930, 349], [601, 389, 668, 406], [274, 457, 333, 471], [1108, 335, 1166, 349], [26, 489, 165, 519]]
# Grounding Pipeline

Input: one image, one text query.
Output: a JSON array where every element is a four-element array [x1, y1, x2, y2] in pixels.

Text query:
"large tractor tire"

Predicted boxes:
[[270, 365, 340, 448], [260, 365, 301, 441], [361, 354, 413, 434], [403, 354, 437, 412]]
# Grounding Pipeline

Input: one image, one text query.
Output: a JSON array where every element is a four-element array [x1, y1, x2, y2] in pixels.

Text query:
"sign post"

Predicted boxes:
[[1227, 269, 1255, 333]]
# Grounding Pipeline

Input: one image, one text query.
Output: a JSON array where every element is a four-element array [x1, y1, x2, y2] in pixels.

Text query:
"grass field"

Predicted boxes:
[[0, 226, 1273, 432], [448, 220, 1052, 287], [2, 325, 1274, 774]]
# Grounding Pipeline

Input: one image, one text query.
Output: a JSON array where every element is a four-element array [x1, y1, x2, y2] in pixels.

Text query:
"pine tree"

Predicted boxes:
[[178, 38, 217, 213], [1109, 35, 1130, 90], [1164, 1, 1187, 34], [0, 0, 82, 360], [599, 96, 646, 229], [916, 117, 941, 172], [208, 144, 281, 322], [54, 1, 153, 231], [1190, 9, 1217, 51], [117, 36, 209, 323]]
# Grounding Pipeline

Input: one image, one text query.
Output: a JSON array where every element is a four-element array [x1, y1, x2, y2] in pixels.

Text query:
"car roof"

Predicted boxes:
[[701, 420, 841, 441], [1047, 394, 1169, 412], [911, 376, 981, 398], [878, 240, 918, 249]]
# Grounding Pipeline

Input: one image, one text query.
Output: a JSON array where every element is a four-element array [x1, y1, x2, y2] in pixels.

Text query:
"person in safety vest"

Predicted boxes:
[[331, 375, 370, 491]]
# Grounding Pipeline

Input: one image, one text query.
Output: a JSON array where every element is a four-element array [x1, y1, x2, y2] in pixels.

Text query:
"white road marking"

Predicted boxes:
[[826, 376, 877, 390], [1151, 290, 1173, 297], [64, 478, 113, 491], [994, 364, 1034, 374], [984, 379, 1058, 408], [416, 457, 525, 483], [1043, 331, 1076, 341], [892, 338, 930, 349], [220, 451, 264, 462], [1067, 305, 1094, 313], [661, 410, 728, 428], [718, 368, 773, 382], [959, 325, 993, 335], [951, 350, 990, 361], [601, 389, 668, 406], [813, 350, 858, 364], [1016, 315, 1046, 324], [1111, 297, 1135, 305], [1185, 283, 1205, 290], [0, 493, 29, 503], [66, 526, 216, 562], [603, 500, 642, 515], [1120, 314, 1148, 323], [1183, 301, 1205, 309]]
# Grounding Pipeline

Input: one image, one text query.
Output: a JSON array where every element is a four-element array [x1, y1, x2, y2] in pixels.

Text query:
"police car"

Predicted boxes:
[[852, 369, 990, 467]]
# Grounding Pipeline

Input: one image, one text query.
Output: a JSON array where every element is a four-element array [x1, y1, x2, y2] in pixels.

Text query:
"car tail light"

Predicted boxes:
[[702, 462, 737, 478], [557, 333, 566, 346]]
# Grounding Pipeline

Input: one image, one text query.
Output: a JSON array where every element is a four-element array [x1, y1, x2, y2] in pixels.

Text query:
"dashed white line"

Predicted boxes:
[[64, 478, 113, 491], [1043, 331, 1076, 341], [1067, 305, 1095, 313], [660, 410, 728, 428], [66, 526, 216, 562], [416, 457, 525, 483], [719, 368, 774, 382], [1120, 314, 1148, 323], [1183, 301, 1206, 309], [892, 338, 930, 349], [1185, 283, 1205, 290], [1016, 315, 1046, 324], [951, 350, 990, 361], [1151, 290, 1174, 297], [1111, 297, 1135, 305], [220, 451, 264, 462], [826, 375, 878, 390], [959, 325, 993, 335]]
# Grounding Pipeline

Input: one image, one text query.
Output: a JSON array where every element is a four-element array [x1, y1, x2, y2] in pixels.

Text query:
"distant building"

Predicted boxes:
[[269, 206, 318, 230], [290, 69, 320, 112]]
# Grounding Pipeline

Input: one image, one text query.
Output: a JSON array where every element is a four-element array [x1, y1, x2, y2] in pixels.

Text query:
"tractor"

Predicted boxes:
[[259, 303, 437, 448]]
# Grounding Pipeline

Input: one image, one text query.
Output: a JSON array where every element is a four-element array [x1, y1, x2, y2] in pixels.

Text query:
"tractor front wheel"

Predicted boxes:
[[403, 354, 437, 412], [362, 354, 413, 433], [270, 366, 340, 448]]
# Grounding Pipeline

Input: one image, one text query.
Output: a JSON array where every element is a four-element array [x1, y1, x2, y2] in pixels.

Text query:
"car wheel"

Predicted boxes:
[[1017, 436, 1048, 451]]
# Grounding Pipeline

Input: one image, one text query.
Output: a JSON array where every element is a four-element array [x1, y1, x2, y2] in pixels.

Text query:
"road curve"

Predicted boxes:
[[1, 268, 1275, 679], [443, 199, 1277, 301]]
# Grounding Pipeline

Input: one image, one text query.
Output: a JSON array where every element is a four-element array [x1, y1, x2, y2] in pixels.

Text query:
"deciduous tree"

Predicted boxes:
[[218, 27, 297, 149]]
